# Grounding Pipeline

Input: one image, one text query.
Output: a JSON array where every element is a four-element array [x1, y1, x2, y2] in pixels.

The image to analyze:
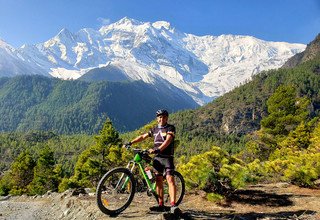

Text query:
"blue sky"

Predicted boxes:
[[0, 0, 319, 47]]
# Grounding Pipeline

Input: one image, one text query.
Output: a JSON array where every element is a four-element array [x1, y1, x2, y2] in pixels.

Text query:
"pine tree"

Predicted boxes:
[[261, 85, 310, 138], [9, 150, 36, 195], [310, 120, 320, 150], [0, 150, 36, 195], [27, 146, 59, 195], [70, 118, 122, 188]]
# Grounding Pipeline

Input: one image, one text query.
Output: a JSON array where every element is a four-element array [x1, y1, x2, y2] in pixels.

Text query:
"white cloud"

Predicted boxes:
[[97, 17, 111, 26]]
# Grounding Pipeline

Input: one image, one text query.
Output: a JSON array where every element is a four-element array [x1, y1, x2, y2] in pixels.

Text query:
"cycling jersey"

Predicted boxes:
[[148, 124, 175, 157]]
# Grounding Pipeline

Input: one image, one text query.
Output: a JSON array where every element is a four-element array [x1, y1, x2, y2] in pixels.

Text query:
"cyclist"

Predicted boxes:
[[125, 109, 180, 214]]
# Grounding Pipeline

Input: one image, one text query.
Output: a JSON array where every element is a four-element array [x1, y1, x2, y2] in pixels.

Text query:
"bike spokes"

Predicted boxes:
[[97, 168, 135, 215]]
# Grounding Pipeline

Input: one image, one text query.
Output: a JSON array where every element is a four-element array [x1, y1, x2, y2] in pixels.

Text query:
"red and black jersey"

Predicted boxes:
[[148, 124, 175, 157]]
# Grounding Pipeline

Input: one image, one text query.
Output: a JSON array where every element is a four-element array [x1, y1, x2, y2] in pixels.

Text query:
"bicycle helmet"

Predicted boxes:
[[156, 109, 169, 117]]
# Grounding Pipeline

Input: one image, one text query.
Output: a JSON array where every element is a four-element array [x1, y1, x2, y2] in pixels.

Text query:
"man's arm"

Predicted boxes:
[[126, 133, 149, 146]]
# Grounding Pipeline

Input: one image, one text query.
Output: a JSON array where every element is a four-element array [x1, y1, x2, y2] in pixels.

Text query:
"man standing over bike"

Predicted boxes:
[[125, 109, 180, 214]]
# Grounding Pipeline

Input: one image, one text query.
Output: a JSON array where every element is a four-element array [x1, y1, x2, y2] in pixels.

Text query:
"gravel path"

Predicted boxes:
[[0, 183, 320, 220]]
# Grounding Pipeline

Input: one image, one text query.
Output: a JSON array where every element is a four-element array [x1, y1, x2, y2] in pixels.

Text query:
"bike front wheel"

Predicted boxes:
[[96, 167, 136, 216]]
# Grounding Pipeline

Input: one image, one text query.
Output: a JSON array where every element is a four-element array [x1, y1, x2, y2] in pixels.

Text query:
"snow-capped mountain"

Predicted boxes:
[[0, 17, 306, 104], [0, 39, 45, 76]]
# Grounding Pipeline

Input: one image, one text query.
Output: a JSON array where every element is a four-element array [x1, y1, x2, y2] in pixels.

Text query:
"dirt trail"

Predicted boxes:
[[0, 183, 319, 220]]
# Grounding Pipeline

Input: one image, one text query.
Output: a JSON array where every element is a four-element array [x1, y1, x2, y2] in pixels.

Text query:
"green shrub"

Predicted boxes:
[[0, 172, 12, 196], [58, 177, 80, 192], [9, 187, 25, 196], [246, 159, 266, 183], [179, 146, 247, 195], [283, 152, 320, 187], [206, 193, 224, 202]]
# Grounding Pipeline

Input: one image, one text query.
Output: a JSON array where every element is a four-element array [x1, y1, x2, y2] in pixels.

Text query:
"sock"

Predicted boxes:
[[170, 201, 176, 207], [159, 201, 164, 207]]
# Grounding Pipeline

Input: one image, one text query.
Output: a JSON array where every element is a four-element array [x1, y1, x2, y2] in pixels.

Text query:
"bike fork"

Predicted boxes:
[[116, 162, 136, 191]]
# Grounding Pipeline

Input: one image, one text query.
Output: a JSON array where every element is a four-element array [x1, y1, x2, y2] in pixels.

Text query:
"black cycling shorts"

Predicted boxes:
[[153, 156, 175, 176]]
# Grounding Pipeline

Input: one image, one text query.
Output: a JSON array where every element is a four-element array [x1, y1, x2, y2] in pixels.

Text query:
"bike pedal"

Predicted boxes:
[[147, 189, 153, 197]]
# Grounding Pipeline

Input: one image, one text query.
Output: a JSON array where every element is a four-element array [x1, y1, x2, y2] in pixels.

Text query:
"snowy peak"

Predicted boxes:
[[99, 17, 144, 34], [0, 17, 307, 105], [115, 17, 143, 26], [152, 21, 172, 30], [0, 39, 46, 77], [56, 28, 76, 41], [45, 28, 77, 47], [0, 38, 15, 53]]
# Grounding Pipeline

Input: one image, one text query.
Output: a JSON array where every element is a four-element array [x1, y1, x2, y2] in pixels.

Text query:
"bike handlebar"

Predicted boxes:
[[123, 144, 153, 163], [123, 144, 151, 155], [123, 143, 132, 149]]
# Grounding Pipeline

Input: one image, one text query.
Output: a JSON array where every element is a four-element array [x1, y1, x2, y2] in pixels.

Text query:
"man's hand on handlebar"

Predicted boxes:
[[123, 142, 132, 149], [148, 147, 160, 154]]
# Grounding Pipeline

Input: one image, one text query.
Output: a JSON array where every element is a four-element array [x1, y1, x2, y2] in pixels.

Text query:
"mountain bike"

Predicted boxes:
[[96, 146, 185, 216]]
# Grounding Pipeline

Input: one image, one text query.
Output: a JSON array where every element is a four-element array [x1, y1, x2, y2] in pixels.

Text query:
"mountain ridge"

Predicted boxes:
[[0, 17, 306, 104], [283, 33, 320, 68], [0, 75, 197, 133]]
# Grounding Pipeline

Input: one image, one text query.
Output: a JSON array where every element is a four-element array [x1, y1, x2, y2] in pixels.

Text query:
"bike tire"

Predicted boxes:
[[163, 170, 185, 206], [96, 167, 136, 216]]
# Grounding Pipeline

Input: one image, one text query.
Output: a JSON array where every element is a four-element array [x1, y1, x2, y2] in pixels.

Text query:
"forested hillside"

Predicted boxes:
[[170, 53, 320, 154], [0, 131, 94, 173], [0, 75, 197, 134]]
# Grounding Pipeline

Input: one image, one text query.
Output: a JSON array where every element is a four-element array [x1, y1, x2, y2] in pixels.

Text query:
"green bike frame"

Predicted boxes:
[[121, 151, 156, 195]]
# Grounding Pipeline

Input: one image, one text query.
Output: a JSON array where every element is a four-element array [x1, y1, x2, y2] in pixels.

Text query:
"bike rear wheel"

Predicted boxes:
[[163, 171, 185, 206], [96, 167, 136, 216]]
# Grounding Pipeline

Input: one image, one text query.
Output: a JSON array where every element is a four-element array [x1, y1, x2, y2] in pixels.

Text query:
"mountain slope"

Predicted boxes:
[[78, 64, 128, 82], [0, 75, 197, 133], [0, 18, 305, 104], [0, 39, 45, 77], [283, 34, 320, 68], [169, 34, 320, 140]]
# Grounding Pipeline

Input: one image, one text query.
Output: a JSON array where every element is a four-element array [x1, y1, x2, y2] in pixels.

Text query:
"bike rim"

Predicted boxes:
[[98, 170, 134, 212]]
